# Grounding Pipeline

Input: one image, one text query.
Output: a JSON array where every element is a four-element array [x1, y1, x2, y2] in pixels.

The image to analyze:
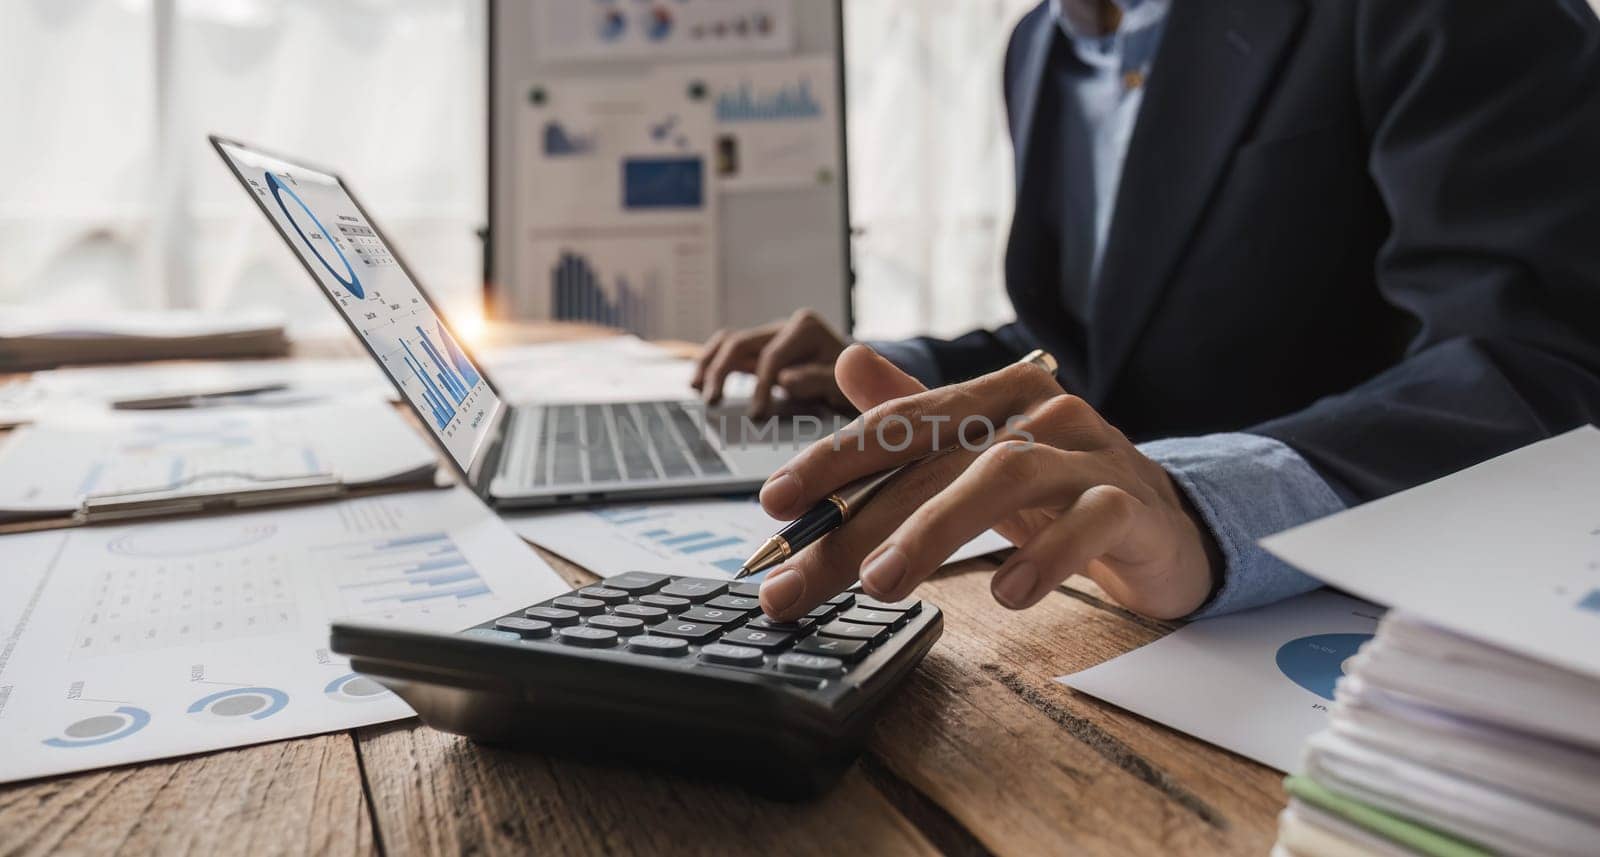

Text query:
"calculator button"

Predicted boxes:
[[551, 596, 606, 616], [854, 595, 920, 614], [462, 628, 521, 643], [806, 603, 840, 621], [659, 580, 728, 603], [705, 594, 760, 612], [603, 572, 670, 594], [794, 635, 869, 662], [638, 594, 691, 612], [612, 603, 668, 622], [494, 616, 553, 638], [681, 606, 747, 625], [649, 620, 721, 643], [827, 592, 855, 607], [558, 626, 619, 648], [836, 608, 902, 627], [577, 586, 629, 605], [627, 635, 690, 656], [726, 581, 763, 598], [777, 652, 844, 677], [587, 614, 645, 634], [745, 615, 813, 633], [699, 643, 765, 667], [524, 606, 580, 626], [720, 627, 793, 650], [818, 620, 887, 643]]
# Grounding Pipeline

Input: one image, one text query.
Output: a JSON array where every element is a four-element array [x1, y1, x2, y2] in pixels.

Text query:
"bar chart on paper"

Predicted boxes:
[[589, 503, 765, 577], [505, 500, 1013, 582], [317, 531, 494, 619]]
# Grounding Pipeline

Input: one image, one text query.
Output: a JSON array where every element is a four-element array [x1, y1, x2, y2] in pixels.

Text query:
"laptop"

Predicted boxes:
[[211, 136, 797, 508]]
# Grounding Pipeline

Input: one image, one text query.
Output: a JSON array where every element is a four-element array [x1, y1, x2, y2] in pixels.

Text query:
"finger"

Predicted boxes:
[[700, 331, 765, 405], [988, 485, 1139, 609], [760, 361, 1064, 519], [759, 445, 979, 620], [750, 314, 822, 417], [690, 329, 727, 390], [776, 364, 840, 403], [858, 442, 1112, 601], [833, 343, 924, 412]]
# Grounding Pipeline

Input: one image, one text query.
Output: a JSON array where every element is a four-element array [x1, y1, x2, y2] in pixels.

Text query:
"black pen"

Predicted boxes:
[[735, 348, 1058, 579]]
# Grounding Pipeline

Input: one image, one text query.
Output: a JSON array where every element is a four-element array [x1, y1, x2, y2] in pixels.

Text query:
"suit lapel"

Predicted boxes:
[[1087, 0, 1305, 403], [1009, 12, 1059, 186]]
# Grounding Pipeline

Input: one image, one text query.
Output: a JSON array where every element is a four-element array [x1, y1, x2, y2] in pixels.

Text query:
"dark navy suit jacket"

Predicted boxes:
[[899, 0, 1600, 503]]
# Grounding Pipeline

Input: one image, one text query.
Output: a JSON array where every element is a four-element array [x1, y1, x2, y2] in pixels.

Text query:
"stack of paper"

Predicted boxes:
[[1259, 427, 1600, 857], [0, 309, 288, 371], [1271, 612, 1600, 857]]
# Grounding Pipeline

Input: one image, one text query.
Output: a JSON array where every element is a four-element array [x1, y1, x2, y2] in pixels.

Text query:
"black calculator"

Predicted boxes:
[[330, 572, 941, 799]]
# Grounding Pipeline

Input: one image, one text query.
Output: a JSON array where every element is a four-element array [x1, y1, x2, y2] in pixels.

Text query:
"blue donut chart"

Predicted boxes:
[[43, 706, 152, 748], [265, 171, 365, 299], [187, 686, 290, 721]]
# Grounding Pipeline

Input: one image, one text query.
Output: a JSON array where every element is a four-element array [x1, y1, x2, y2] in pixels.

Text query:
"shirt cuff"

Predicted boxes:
[[1138, 432, 1346, 620], [863, 339, 944, 388]]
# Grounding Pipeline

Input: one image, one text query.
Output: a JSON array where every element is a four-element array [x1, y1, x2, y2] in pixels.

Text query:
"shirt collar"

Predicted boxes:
[[1049, 0, 1149, 41]]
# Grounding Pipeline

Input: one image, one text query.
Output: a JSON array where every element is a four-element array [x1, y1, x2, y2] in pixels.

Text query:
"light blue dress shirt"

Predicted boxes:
[[872, 0, 1345, 618]]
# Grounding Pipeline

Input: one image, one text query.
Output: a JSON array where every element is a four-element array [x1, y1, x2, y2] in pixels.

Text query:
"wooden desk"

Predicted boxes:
[[0, 327, 1285, 856]]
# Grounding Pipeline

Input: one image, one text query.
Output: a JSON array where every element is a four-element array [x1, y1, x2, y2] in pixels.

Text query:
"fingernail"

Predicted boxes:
[[861, 545, 909, 596], [992, 562, 1036, 609], [761, 567, 805, 614], [760, 471, 802, 517]]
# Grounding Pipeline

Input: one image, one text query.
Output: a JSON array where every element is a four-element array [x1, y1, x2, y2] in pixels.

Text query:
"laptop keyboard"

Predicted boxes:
[[517, 401, 731, 489]]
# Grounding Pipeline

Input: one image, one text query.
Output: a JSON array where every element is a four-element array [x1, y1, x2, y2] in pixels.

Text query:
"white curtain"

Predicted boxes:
[[0, 0, 487, 332], [844, 0, 1036, 341]]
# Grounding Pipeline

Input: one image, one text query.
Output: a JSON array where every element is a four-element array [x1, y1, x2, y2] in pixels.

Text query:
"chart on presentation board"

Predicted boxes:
[[534, 0, 794, 61], [517, 76, 720, 339], [0, 488, 569, 784], [215, 140, 503, 469]]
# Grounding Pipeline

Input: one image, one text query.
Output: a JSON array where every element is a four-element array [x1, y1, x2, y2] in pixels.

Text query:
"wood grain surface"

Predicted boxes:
[[0, 331, 1285, 855]]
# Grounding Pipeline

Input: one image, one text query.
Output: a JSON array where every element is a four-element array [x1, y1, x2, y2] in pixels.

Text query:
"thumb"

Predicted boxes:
[[834, 344, 926, 412]]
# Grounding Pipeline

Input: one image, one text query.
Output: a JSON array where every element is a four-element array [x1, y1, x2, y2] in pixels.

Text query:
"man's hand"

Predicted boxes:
[[756, 345, 1222, 621], [691, 310, 851, 417]]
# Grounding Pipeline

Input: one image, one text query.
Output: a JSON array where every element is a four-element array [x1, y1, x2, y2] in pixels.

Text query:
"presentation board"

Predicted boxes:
[[487, 0, 852, 341]]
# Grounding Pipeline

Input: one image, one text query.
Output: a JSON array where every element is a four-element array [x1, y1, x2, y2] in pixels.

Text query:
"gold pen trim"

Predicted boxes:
[[827, 494, 849, 520]]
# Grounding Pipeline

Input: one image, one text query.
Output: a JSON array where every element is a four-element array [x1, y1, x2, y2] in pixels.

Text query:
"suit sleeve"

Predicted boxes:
[[1252, 0, 1600, 502]]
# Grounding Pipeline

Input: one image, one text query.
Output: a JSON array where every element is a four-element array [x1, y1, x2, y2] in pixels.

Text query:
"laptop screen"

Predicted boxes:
[[213, 139, 503, 476]]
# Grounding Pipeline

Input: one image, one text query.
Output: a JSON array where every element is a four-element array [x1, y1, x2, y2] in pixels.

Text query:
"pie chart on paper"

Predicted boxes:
[[1274, 632, 1373, 701]]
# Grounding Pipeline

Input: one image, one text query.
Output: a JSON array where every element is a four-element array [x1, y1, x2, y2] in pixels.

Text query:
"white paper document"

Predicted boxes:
[[1058, 590, 1384, 772], [0, 402, 438, 518], [1261, 426, 1600, 681], [25, 358, 397, 407], [0, 488, 570, 784], [505, 497, 1012, 581]]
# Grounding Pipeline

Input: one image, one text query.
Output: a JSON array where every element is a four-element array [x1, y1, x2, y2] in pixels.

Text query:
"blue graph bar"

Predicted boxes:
[[679, 537, 745, 554], [439, 325, 481, 388], [377, 533, 450, 549], [642, 529, 670, 537], [403, 342, 454, 429], [401, 557, 472, 574], [436, 371, 465, 405], [712, 558, 747, 574], [660, 531, 713, 546], [417, 326, 468, 401], [421, 570, 479, 587]]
